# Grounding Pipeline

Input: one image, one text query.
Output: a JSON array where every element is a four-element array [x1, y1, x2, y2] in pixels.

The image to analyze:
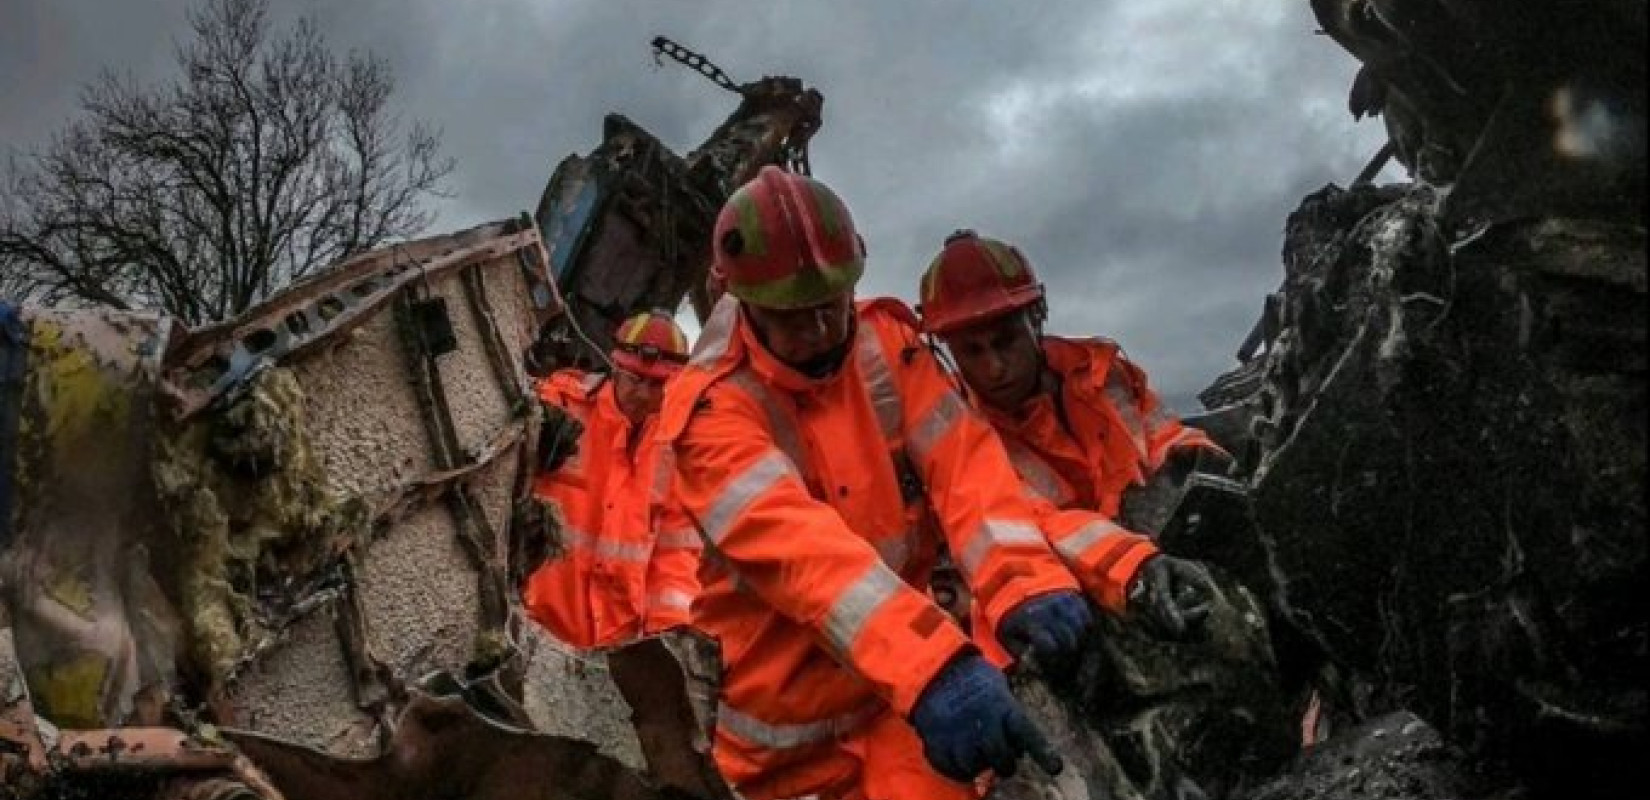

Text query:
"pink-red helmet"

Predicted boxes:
[[711, 166, 865, 309], [917, 230, 1045, 335]]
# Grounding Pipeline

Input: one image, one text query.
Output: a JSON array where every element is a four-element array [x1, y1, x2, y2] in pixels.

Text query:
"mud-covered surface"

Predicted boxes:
[[1188, 5, 1646, 798], [223, 690, 681, 800]]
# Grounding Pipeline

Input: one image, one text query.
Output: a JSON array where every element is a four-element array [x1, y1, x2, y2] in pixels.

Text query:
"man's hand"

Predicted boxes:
[[998, 590, 1093, 664], [910, 653, 1064, 782], [1127, 555, 1215, 641], [536, 402, 583, 473]]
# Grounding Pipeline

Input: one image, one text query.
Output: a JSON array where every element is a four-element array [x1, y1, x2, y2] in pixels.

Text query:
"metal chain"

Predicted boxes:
[[651, 36, 741, 94], [786, 143, 813, 176]]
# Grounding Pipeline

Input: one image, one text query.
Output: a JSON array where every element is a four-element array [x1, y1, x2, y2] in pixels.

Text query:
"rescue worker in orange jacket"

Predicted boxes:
[[522, 310, 700, 650], [661, 167, 1201, 799], [918, 230, 1227, 641], [917, 231, 1302, 797]]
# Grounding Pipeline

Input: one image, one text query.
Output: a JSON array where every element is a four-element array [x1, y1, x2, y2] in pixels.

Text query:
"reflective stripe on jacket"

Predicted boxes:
[[658, 296, 1135, 792], [523, 371, 700, 649]]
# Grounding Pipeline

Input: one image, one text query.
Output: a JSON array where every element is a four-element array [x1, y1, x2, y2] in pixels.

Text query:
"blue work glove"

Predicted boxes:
[[1127, 555, 1214, 641], [910, 652, 1063, 782], [998, 590, 1093, 663]]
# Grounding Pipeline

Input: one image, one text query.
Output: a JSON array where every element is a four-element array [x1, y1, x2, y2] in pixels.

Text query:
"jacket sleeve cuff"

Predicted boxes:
[[890, 636, 973, 718], [976, 568, 1082, 638], [1092, 537, 1158, 613]]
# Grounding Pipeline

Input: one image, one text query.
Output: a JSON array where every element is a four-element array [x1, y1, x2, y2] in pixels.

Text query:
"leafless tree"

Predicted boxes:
[[0, 0, 452, 324]]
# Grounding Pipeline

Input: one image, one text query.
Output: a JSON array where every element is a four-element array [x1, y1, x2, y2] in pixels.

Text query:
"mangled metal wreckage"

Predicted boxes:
[[0, 222, 723, 800], [1, 44, 821, 800]]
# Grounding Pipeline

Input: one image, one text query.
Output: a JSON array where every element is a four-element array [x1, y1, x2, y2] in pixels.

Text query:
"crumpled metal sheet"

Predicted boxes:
[[0, 307, 184, 730], [2, 219, 555, 747]]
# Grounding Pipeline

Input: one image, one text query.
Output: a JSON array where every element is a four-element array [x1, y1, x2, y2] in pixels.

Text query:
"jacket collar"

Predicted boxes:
[[1040, 336, 1098, 382], [736, 305, 859, 395]]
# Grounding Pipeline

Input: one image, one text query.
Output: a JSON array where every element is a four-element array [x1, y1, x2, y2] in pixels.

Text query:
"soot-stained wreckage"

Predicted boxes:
[[0, 39, 812, 800], [1195, 2, 1645, 799]]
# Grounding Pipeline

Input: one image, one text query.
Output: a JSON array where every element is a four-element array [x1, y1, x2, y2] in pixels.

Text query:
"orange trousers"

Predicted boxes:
[[724, 709, 979, 800]]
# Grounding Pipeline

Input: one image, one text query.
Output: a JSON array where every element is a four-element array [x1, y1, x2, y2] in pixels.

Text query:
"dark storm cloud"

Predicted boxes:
[[0, 0, 194, 146], [0, 0, 1392, 408]]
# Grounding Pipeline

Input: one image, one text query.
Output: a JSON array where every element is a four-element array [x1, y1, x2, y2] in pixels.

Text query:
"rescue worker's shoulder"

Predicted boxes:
[[858, 296, 922, 331], [1043, 334, 1122, 368], [655, 349, 756, 443], [538, 368, 603, 405], [1053, 336, 1159, 407], [857, 296, 925, 354]]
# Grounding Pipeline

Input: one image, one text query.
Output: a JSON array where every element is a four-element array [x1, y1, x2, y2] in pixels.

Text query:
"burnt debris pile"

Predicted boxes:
[[1197, 2, 1645, 798]]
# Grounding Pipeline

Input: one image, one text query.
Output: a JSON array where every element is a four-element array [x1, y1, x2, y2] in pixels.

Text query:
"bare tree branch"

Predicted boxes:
[[0, 0, 452, 324]]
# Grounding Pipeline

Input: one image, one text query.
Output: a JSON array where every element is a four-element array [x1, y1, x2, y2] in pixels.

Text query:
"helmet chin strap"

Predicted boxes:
[[1022, 306, 1048, 364], [1018, 306, 1057, 409], [1021, 310, 1042, 346]]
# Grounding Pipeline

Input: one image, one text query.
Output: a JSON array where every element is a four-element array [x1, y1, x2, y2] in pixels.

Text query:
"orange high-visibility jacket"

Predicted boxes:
[[979, 336, 1223, 518], [658, 297, 1154, 796], [523, 371, 700, 650]]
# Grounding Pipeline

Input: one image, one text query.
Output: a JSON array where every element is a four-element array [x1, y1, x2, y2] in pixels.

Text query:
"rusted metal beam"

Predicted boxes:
[[3, 689, 285, 799]]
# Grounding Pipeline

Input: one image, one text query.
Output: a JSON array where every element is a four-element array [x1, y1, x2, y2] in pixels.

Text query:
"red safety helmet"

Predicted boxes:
[[917, 230, 1046, 336], [610, 310, 689, 381], [711, 166, 865, 309]]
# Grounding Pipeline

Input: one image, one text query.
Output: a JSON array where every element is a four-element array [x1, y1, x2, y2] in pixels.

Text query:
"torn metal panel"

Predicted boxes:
[[220, 691, 691, 800], [605, 631, 734, 800], [519, 625, 646, 770], [185, 220, 550, 743], [538, 155, 607, 288]]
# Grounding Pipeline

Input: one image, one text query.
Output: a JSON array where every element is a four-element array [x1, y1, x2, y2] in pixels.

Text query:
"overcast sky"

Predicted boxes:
[[0, 0, 1393, 409]]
